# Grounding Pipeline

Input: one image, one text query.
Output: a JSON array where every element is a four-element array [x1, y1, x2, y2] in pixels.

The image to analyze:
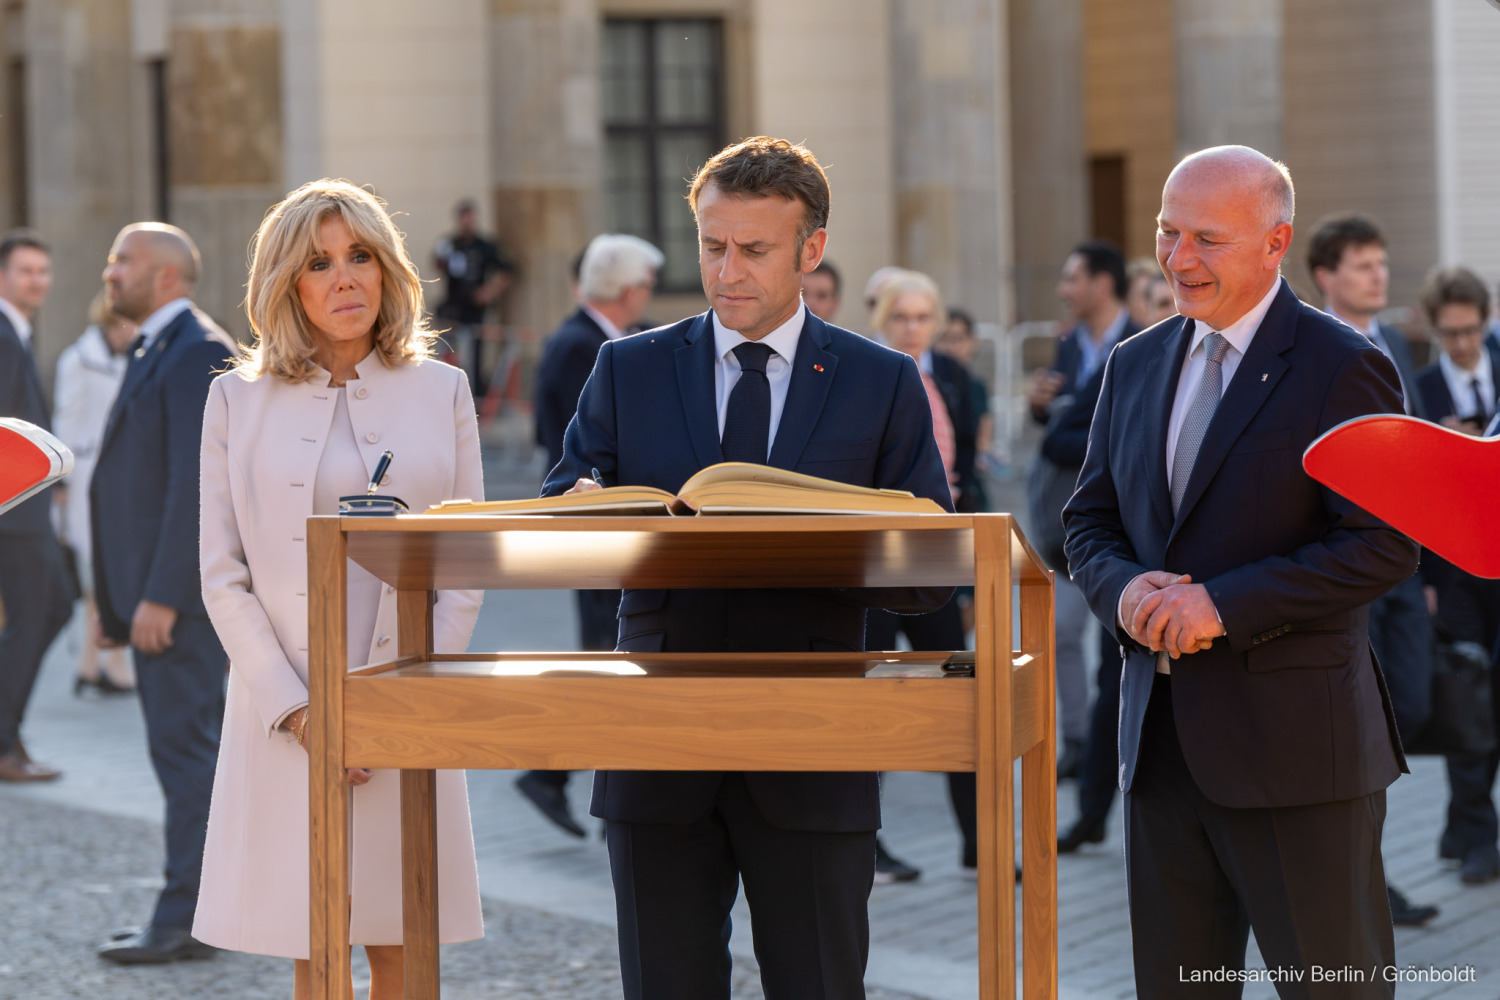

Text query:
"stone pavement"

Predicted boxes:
[[3, 450, 1499, 998]]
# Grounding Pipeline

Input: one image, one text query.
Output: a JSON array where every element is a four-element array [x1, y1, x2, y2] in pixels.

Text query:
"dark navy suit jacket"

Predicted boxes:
[[534, 307, 609, 471], [543, 309, 953, 832], [91, 306, 237, 640], [1063, 280, 1416, 810], [0, 310, 56, 536]]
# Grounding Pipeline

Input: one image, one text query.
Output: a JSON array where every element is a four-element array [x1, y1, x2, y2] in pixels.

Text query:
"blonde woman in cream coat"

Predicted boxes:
[[195, 179, 484, 998]]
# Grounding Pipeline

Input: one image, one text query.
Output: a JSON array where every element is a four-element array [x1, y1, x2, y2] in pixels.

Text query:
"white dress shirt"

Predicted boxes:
[[1438, 349, 1495, 423], [135, 297, 193, 352], [582, 302, 628, 342], [711, 304, 805, 446], [0, 295, 32, 346]]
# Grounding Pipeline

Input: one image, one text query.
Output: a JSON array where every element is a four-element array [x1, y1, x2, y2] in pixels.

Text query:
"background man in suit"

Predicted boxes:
[[1411, 266, 1500, 887], [1064, 146, 1417, 995], [524, 232, 662, 838], [91, 223, 237, 965], [1414, 267, 1500, 435], [0, 230, 72, 782], [1028, 241, 1136, 782], [1307, 213, 1439, 924], [545, 136, 952, 1000], [801, 259, 841, 323]]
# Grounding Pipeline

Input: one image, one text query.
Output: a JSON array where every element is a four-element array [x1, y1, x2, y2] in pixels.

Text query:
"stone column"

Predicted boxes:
[[487, 0, 602, 334], [1173, 0, 1281, 157], [889, 0, 1013, 329], [751, 0, 899, 332], [1007, 0, 1086, 322]]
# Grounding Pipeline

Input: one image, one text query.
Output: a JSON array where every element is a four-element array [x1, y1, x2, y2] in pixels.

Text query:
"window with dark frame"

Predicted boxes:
[[602, 18, 723, 293]]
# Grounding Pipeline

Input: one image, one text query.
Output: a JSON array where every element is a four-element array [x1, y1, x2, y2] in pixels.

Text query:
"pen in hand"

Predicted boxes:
[[591, 467, 607, 487], [368, 451, 394, 495]]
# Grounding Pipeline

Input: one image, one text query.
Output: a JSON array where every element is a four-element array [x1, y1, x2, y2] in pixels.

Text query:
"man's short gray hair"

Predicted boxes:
[[1262, 159, 1295, 230], [579, 234, 664, 302]]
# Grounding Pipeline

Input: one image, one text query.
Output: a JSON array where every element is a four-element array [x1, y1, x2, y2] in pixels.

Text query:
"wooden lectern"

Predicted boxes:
[[307, 513, 1056, 999]]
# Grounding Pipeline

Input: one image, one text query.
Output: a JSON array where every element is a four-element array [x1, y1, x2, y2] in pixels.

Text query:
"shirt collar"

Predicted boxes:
[[581, 302, 626, 341], [137, 297, 193, 348], [0, 296, 32, 345], [1187, 278, 1282, 361], [711, 303, 806, 367], [1439, 346, 1492, 386]]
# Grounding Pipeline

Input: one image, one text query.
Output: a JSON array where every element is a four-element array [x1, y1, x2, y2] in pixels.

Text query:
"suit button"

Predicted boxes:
[[385, 585, 396, 594], [366, 431, 379, 444], [355, 386, 369, 400], [376, 635, 392, 647]]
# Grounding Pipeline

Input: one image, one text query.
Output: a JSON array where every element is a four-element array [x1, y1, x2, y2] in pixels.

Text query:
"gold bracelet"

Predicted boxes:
[[293, 713, 308, 747]]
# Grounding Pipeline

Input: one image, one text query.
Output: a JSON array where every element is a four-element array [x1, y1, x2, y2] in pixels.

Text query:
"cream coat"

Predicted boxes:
[[193, 355, 485, 958]]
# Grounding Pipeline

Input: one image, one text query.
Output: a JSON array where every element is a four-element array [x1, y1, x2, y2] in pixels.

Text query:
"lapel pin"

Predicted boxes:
[[1261, 373, 1268, 382], [813, 364, 824, 372]]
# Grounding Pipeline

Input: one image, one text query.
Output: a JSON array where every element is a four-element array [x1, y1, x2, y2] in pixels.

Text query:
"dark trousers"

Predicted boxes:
[[1442, 652, 1500, 855], [525, 589, 620, 794], [133, 613, 225, 929], [606, 773, 874, 1000], [1126, 675, 1393, 999], [0, 532, 72, 757], [865, 601, 976, 861], [1076, 625, 1123, 825], [1368, 573, 1433, 740]]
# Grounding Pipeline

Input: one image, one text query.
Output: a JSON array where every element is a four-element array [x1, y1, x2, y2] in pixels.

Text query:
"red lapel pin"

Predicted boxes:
[[813, 364, 824, 372]]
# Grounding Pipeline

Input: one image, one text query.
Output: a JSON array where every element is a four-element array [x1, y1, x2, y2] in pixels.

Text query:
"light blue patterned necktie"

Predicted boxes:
[[1170, 332, 1230, 516]]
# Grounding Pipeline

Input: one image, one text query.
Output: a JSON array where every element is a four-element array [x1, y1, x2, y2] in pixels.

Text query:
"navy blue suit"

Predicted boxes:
[[1412, 341, 1500, 430], [0, 310, 72, 761], [1064, 280, 1416, 991], [544, 309, 951, 999], [91, 305, 236, 931]]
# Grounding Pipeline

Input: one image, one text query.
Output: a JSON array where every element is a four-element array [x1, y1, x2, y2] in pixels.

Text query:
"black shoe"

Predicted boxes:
[[1439, 829, 1467, 862], [1460, 844, 1500, 885], [1056, 738, 1084, 781], [514, 771, 586, 838], [873, 838, 920, 883], [98, 925, 216, 965], [1057, 815, 1107, 854], [1386, 886, 1438, 926]]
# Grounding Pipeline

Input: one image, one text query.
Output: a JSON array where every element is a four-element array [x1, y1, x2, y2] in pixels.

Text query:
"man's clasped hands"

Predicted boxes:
[[1119, 571, 1226, 659]]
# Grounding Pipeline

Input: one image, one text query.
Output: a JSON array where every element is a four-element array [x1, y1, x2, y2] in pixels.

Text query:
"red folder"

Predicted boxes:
[[0, 418, 74, 516], [1303, 414, 1500, 579]]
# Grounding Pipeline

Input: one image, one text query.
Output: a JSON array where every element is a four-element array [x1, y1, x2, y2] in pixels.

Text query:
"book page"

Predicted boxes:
[[424, 486, 679, 516], [678, 461, 919, 500]]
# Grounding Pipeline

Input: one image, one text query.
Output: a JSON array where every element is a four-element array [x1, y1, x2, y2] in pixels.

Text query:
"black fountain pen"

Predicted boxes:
[[369, 450, 394, 494]]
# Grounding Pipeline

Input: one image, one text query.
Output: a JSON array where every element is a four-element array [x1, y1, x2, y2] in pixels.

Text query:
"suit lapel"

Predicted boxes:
[[1142, 317, 1192, 531], [102, 310, 189, 452], [768, 315, 836, 469], [1168, 283, 1298, 540], [674, 313, 724, 469]]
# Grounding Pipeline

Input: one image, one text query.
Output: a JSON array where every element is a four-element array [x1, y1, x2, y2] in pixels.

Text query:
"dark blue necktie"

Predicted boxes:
[[721, 342, 774, 464]]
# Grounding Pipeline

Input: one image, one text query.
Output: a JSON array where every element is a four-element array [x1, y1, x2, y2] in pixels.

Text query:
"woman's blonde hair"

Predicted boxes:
[[236, 179, 437, 381], [871, 269, 947, 337]]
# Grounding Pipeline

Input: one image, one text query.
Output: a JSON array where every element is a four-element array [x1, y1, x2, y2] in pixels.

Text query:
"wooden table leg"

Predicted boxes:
[[402, 769, 440, 999], [398, 588, 439, 998], [973, 516, 1015, 1000], [309, 517, 353, 1000], [1019, 574, 1057, 1000]]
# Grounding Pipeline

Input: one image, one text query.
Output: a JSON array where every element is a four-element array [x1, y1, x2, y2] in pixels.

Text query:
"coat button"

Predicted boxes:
[[366, 431, 379, 444], [376, 635, 392, 647], [355, 386, 369, 400], [385, 585, 396, 594]]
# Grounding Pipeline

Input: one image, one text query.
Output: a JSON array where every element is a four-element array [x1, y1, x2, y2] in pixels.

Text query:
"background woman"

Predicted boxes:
[[53, 289, 136, 694], [195, 179, 485, 997], [866, 269, 982, 879]]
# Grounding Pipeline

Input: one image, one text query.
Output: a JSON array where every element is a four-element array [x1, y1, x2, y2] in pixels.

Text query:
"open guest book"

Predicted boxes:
[[426, 462, 947, 517], [0, 418, 74, 517]]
